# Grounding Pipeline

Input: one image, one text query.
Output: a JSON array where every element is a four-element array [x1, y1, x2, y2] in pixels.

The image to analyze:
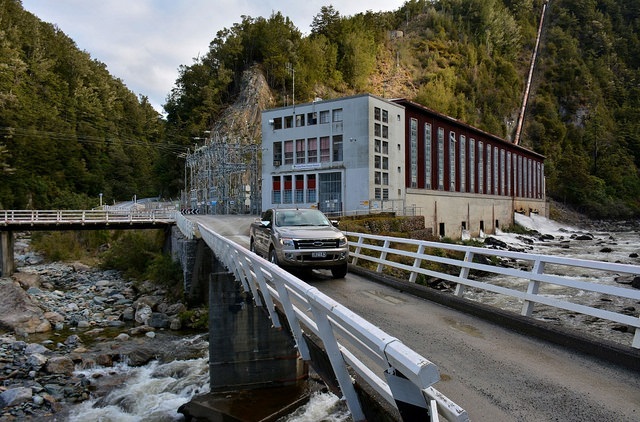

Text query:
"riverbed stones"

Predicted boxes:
[[0, 236, 209, 420]]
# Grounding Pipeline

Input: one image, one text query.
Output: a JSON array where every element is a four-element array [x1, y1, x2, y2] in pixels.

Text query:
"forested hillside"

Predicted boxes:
[[0, 0, 166, 209], [2, 0, 640, 218]]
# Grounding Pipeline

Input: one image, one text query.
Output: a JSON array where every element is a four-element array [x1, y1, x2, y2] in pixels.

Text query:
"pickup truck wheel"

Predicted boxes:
[[269, 249, 279, 266], [331, 263, 348, 279]]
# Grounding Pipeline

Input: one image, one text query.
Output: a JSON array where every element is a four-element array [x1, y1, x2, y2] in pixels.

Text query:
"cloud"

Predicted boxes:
[[21, 0, 406, 114]]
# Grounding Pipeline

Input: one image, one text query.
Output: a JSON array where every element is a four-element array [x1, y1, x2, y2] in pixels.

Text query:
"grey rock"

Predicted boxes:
[[64, 334, 82, 346], [169, 318, 182, 330], [122, 307, 135, 321], [27, 353, 48, 368], [166, 303, 187, 315], [25, 343, 49, 355], [147, 312, 170, 329], [0, 387, 33, 407], [135, 304, 153, 325]]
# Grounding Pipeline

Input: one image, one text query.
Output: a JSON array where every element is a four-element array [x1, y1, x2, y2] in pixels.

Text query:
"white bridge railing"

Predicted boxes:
[[196, 219, 468, 422], [0, 209, 176, 226], [346, 231, 640, 349]]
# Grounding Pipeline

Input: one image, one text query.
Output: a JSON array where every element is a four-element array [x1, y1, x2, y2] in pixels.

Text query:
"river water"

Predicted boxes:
[[62, 214, 638, 421], [466, 213, 640, 347], [66, 347, 350, 421]]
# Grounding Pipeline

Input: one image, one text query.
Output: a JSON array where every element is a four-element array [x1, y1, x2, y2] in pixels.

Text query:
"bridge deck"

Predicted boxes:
[[0, 209, 175, 231], [190, 214, 640, 422]]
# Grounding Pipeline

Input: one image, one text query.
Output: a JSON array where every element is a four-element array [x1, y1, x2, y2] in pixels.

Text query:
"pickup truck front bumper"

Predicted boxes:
[[276, 247, 349, 269]]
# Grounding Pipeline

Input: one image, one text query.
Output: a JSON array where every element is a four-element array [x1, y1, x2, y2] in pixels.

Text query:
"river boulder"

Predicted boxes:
[[45, 356, 75, 375], [0, 280, 51, 334]]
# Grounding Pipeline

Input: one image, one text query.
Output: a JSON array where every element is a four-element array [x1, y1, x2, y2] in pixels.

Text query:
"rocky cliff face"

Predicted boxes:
[[211, 65, 275, 144]]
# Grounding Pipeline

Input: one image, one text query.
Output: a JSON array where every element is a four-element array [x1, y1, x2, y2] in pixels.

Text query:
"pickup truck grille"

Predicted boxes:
[[294, 239, 339, 249]]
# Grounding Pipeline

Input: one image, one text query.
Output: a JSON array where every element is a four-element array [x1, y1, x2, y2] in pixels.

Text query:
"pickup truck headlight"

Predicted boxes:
[[338, 236, 347, 247], [279, 237, 295, 248]]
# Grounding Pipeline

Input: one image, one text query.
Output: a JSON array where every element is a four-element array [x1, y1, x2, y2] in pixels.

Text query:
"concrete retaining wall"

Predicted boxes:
[[406, 190, 547, 238]]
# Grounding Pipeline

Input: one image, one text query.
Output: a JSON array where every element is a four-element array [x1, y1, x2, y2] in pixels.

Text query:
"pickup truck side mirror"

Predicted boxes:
[[331, 220, 339, 227]]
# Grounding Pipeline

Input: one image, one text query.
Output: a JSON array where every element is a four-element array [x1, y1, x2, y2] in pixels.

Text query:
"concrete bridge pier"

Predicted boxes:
[[0, 231, 14, 277], [171, 223, 314, 420], [207, 268, 306, 391]]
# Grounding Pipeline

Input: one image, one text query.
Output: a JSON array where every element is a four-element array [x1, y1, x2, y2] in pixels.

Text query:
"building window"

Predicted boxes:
[[375, 188, 381, 200], [459, 135, 466, 193], [375, 139, 381, 153], [449, 131, 456, 191], [320, 136, 330, 162], [295, 114, 305, 127], [332, 135, 343, 161], [528, 158, 533, 197], [478, 141, 484, 194], [375, 171, 381, 184], [272, 176, 281, 203], [375, 123, 381, 137], [382, 172, 389, 185], [382, 125, 388, 139], [425, 123, 432, 189], [283, 175, 292, 203], [382, 109, 388, 123], [284, 140, 294, 165], [500, 149, 506, 195], [307, 112, 317, 125], [507, 151, 512, 196], [296, 139, 305, 164], [273, 141, 282, 166], [469, 138, 475, 193], [493, 147, 499, 195], [518, 155, 523, 197], [383, 157, 389, 170], [437, 127, 444, 190], [374, 155, 381, 169], [308, 138, 318, 163], [374, 107, 381, 121], [410, 118, 418, 188], [486, 144, 492, 195], [273, 117, 282, 130], [295, 175, 304, 202], [319, 110, 330, 124], [332, 108, 343, 122], [284, 116, 293, 128], [382, 141, 389, 154], [307, 174, 317, 203], [382, 189, 389, 200]]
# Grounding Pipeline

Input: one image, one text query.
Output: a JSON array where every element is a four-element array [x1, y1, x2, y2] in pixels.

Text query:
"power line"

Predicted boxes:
[[0, 126, 188, 155]]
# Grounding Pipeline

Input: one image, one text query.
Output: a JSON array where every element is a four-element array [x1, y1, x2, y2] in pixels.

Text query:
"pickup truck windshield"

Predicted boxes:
[[275, 210, 330, 227]]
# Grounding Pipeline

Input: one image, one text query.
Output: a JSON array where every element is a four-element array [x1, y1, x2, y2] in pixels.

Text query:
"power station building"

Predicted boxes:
[[260, 94, 546, 238]]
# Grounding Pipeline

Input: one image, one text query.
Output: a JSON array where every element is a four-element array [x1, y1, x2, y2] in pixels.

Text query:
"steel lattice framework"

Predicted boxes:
[[184, 132, 260, 215]]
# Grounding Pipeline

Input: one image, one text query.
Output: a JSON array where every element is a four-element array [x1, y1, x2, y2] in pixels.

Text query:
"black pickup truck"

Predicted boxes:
[[249, 208, 349, 278]]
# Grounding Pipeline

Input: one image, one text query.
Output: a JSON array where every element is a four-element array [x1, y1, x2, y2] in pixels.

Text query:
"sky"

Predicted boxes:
[[21, 0, 407, 115]]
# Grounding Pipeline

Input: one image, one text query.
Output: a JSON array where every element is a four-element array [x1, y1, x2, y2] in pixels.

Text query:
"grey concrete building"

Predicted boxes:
[[261, 94, 406, 215]]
